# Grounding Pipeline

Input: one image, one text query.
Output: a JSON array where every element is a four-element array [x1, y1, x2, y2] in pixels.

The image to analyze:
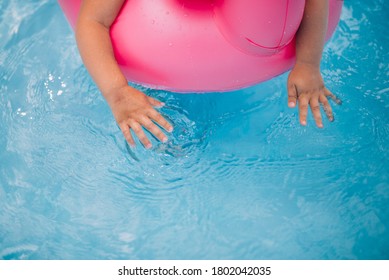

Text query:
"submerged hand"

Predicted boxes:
[[287, 62, 341, 128], [107, 86, 173, 148]]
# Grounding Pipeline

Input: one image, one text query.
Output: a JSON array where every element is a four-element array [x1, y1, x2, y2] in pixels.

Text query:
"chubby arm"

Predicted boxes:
[[76, 0, 127, 98], [295, 0, 328, 67], [76, 0, 172, 148], [288, 0, 340, 127]]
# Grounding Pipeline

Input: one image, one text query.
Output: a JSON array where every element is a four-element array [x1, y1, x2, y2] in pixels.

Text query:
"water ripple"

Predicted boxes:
[[0, 244, 39, 260], [0, 0, 388, 260]]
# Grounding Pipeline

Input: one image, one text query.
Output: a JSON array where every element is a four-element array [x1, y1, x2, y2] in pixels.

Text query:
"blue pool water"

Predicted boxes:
[[0, 0, 388, 260]]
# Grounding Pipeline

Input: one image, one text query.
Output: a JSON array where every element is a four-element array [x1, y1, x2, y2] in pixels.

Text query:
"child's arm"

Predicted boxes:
[[76, 0, 173, 149], [287, 0, 340, 128]]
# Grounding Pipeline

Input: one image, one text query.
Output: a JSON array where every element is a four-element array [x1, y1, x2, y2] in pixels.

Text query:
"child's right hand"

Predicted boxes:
[[106, 86, 173, 149]]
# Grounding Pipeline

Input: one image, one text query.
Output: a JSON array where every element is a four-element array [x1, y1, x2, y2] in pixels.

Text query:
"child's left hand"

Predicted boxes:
[[287, 62, 341, 128]]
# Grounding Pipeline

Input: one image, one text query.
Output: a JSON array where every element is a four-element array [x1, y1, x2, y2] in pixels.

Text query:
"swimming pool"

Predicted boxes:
[[0, 0, 388, 260]]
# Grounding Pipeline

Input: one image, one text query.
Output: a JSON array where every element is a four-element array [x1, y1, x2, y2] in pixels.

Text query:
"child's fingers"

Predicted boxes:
[[298, 94, 309, 126], [147, 96, 165, 107], [119, 122, 135, 147], [319, 94, 334, 122], [287, 84, 298, 107], [128, 120, 152, 149], [148, 109, 173, 132], [309, 98, 323, 128], [139, 116, 168, 143], [325, 89, 342, 105]]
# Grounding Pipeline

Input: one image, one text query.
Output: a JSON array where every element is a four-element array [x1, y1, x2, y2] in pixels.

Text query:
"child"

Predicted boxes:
[[76, 0, 339, 149]]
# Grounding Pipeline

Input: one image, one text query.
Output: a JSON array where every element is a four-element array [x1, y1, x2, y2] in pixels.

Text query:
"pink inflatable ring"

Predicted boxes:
[[58, 0, 342, 92]]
